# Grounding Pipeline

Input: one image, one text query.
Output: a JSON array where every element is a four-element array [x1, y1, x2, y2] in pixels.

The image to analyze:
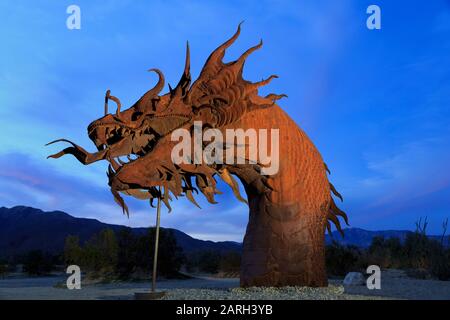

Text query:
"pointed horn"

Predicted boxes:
[[232, 39, 263, 73], [174, 41, 191, 97], [147, 68, 165, 95], [203, 22, 243, 69], [264, 93, 288, 101], [250, 75, 278, 90], [183, 41, 190, 79], [138, 68, 165, 108]]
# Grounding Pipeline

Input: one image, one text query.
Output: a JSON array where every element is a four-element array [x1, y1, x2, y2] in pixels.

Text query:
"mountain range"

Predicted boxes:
[[0, 206, 241, 259], [0, 206, 448, 258]]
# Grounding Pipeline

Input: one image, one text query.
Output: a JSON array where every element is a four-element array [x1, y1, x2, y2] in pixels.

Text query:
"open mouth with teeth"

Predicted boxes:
[[87, 122, 159, 170], [46, 111, 192, 216]]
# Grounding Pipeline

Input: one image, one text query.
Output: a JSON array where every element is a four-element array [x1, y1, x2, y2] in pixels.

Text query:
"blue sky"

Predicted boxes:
[[1, 0, 449, 241]]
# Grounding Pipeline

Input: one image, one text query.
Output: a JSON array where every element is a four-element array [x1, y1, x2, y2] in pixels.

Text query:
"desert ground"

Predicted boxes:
[[0, 269, 449, 300]]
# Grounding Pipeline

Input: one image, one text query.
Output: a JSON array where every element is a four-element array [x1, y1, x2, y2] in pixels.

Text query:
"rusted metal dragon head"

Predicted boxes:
[[47, 23, 287, 216]]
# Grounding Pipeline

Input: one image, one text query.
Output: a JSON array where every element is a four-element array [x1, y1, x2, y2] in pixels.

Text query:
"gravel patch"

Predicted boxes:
[[163, 285, 385, 300]]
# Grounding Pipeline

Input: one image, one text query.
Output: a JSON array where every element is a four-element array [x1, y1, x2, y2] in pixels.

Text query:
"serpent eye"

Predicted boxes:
[[131, 112, 143, 121]]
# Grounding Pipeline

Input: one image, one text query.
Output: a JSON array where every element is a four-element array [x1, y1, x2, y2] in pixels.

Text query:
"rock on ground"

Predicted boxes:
[[343, 272, 366, 286]]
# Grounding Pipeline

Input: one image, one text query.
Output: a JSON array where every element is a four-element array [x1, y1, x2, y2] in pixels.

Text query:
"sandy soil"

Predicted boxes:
[[339, 269, 450, 300], [0, 275, 239, 300], [0, 270, 448, 300]]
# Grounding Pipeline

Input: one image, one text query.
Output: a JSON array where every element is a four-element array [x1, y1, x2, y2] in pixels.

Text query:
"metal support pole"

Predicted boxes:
[[134, 189, 165, 300], [151, 191, 162, 292]]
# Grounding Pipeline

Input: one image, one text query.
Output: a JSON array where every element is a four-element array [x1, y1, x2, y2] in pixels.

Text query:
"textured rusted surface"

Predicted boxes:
[[47, 24, 347, 287]]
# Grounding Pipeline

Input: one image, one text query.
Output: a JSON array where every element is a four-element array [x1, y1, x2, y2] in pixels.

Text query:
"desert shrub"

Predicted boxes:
[[219, 251, 241, 275], [153, 229, 185, 277], [116, 228, 138, 278], [429, 250, 450, 281], [367, 236, 404, 268], [0, 260, 7, 278], [325, 224, 450, 281], [184, 250, 241, 276], [197, 250, 221, 273], [185, 250, 221, 274], [326, 241, 364, 277], [129, 228, 184, 278], [22, 250, 55, 275], [63, 227, 184, 280], [64, 235, 83, 265], [403, 232, 432, 270], [81, 229, 118, 278], [402, 226, 450, 280]]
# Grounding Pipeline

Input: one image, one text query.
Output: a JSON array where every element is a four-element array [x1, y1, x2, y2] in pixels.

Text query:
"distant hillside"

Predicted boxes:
[[326, 228, 409, 247], [0, 206, 447, 259], [325, 227, 449, 248], [0, 206, 241, 259]]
